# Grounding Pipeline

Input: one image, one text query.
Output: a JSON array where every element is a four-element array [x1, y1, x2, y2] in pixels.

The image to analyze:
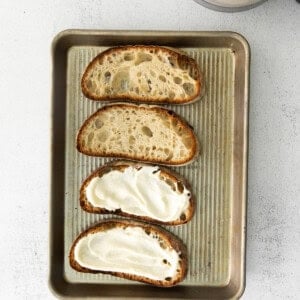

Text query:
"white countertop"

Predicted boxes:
[[0, 0, 299, 299]]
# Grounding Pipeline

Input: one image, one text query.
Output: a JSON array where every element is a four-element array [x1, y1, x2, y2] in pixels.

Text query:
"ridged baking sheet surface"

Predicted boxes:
[[64, 46, 234, 286]]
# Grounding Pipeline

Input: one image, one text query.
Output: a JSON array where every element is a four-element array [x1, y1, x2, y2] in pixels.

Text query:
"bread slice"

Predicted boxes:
[[69, 219, 188, 287], [76, 103, 199, 166], [81, 45, 202, 104], [80, 160, 195, 225]]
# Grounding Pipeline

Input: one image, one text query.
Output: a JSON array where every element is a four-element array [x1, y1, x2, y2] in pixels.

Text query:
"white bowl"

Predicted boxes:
[[194, 0, 268, 12]]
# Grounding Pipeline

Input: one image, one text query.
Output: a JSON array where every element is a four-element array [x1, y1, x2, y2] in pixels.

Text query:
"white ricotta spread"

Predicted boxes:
[[74, 226, 180, 281], [86, 166, 190, 222]]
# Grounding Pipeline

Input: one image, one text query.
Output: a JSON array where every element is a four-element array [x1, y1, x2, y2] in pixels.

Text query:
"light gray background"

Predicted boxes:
[[0, 0, 299, 299]]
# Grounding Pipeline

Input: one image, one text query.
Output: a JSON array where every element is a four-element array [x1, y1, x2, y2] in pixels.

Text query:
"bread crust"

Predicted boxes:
[[81, 45, 202, 104], [76, 103, 199, 166], [80, 160, 195, 225], [69, 219, 188, 287]]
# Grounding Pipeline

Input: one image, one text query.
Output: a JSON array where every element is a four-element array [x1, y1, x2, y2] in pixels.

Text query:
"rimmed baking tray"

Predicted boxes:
[[50, 30, 249, 299]]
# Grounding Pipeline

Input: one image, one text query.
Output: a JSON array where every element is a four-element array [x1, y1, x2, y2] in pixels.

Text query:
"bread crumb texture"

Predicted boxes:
[[82, 46, 201, 103], [78, 104, 197, 164]]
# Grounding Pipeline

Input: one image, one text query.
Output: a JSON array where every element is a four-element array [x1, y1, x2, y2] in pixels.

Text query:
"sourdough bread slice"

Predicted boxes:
[[80, 160, 195, 225], [76, 103, 199, 166], [69, 219, 188, 287], [81, 45, 203, 104]]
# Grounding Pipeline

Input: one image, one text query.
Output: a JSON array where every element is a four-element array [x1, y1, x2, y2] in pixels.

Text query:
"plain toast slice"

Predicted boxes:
[[76, 103, 199, 166], [81, 45, 203, 104]]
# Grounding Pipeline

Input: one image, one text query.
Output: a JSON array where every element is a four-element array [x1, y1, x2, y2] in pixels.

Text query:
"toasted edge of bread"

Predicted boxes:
[[69, 218, 188, 287], [76, 102, 200, 166], [81, 45, 203, 105], [80, 160, 195, 225]]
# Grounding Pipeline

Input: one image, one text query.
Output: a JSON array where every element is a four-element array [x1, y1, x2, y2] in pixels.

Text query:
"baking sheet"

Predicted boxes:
[[50, 30, 249, 299]]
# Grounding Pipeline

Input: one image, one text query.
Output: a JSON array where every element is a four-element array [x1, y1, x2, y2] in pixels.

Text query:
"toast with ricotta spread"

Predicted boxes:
[[81, 45, 203, 104], [76, 103, 199, 166], [80, 160, 195, 225], [69, 219, 188, 287]]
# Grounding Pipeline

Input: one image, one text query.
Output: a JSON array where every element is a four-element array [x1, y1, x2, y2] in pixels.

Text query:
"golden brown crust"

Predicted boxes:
[[80, 160, 195, 225], [81, 45, 202, 104], [76, 103, 199, 166], [69, 219, 188, 287]]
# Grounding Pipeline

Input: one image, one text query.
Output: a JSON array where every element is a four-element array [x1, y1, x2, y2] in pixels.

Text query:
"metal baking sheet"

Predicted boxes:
[[50, 30, 249, 299]]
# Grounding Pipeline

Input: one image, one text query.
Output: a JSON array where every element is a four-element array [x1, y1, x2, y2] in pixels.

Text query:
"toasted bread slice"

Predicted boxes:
[[80, 160, 195, 225], [69, 219, 187, 287], [77, 103, 199, 165], [81, 45, 202, 104]]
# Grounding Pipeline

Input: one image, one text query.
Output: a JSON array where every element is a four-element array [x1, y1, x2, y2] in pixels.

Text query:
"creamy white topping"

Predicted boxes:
[[74, 226, 180, 281], [86, 166, 190, 222]]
